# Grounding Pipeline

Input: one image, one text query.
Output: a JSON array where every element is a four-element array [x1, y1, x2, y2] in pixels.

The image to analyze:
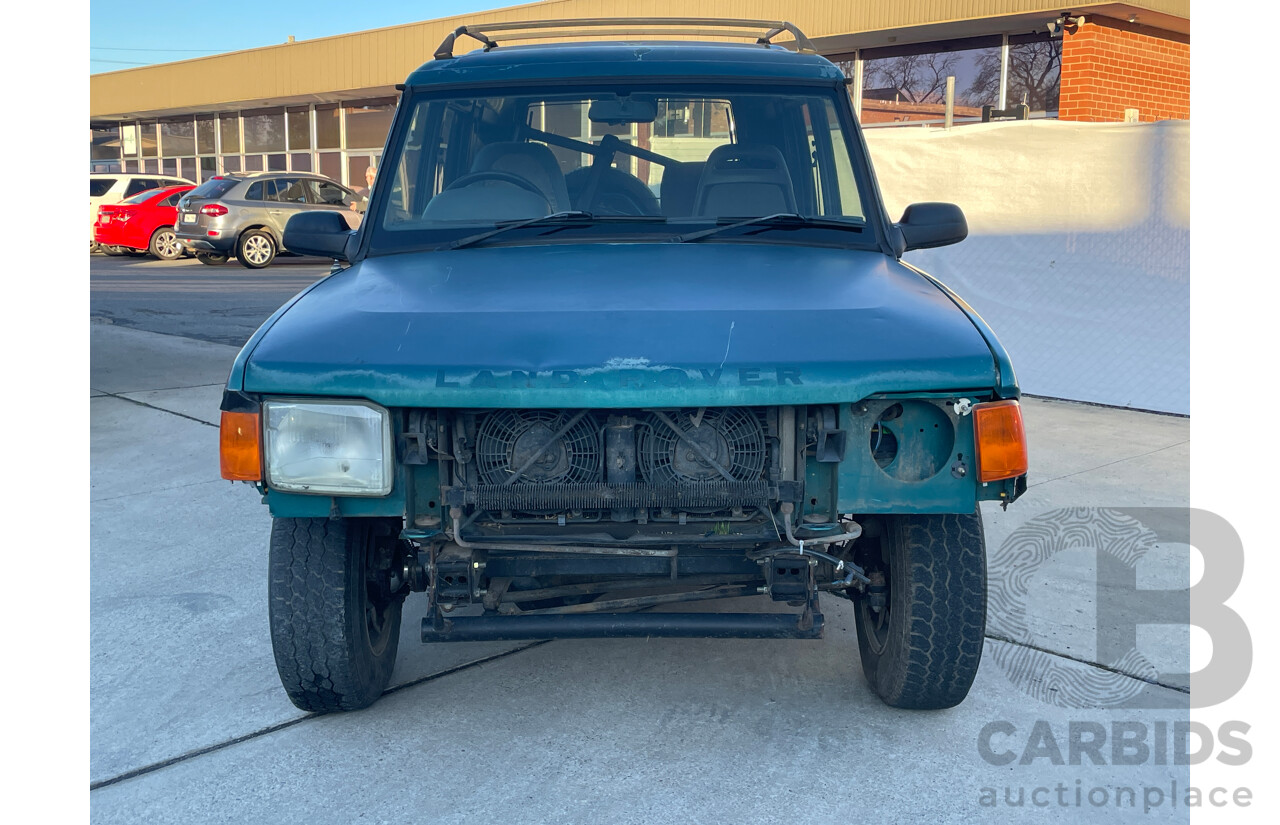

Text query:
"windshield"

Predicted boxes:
[[370, 85, 874, 252]]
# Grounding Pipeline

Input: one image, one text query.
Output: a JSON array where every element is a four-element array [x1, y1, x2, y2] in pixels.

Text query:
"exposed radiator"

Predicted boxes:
[[463, 481, 774, 511]]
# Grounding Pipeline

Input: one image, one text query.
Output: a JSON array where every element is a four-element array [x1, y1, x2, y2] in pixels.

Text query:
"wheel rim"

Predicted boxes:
[[860, 547, 892, 655], [243, 235, 272, 265], [155, 230, 180, 259], [363, 560, 396, 657]]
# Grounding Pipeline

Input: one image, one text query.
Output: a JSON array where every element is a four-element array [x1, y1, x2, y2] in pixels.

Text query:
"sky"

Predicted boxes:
[[89, 0, 516, 73]]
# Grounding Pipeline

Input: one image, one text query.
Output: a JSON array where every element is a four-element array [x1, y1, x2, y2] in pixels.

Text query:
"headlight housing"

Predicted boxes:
[[263, 399, 393, 496]]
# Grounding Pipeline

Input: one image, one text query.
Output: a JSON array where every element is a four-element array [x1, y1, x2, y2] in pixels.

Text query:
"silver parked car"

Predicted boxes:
[[175, 172, 362, 268]]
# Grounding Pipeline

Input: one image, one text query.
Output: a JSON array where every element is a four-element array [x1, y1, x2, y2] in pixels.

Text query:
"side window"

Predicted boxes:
[[90, 179, 117, 197], [125, 179, 156, 197], [307, 180, 353, 206], [382, 99, 456, 223], [825, 100, 862, 220], [272, 178, 308, 203], [245, 181, 266, 201], [159, 192, 184, 207]]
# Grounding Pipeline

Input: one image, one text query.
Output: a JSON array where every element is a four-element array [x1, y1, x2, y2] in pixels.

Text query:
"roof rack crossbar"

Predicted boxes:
[[433, 17, 816, 60]]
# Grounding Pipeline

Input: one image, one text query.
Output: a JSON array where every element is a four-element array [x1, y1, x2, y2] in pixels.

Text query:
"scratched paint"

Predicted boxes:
[[232, 242, 1007, 409]]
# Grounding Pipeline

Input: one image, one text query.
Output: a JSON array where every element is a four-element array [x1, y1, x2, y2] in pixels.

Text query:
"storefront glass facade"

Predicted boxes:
[[89, 30, 1067, 172], [830, 32, 1062, 127], [89, 99, 393, 185]]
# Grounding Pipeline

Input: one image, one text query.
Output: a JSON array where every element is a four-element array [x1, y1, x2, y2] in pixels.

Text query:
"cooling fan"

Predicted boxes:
[[475, 410, 602, 485], [637, 408, 767, 485]]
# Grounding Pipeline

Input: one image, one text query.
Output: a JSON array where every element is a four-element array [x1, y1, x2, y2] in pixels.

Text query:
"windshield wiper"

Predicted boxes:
[[675, 213, 864, 244], [444, 211, 595, 250]]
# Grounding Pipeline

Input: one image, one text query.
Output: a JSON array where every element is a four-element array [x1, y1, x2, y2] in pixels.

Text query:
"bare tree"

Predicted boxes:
[[966, 41, 1062, 111], [1008, 41, 1062, 111], [963, 57, 1000, 107], [865, 52, 962, 104]]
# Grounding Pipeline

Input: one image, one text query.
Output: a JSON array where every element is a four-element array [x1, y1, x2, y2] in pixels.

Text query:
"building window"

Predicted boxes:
[[319, 151, 342, 182], [343, 99, 396, 149], [860, 36, 1002, 124], [347, 154, 380, 189], [219, 114, 240, 154], [197, 118, 216, 154], [243, 109, 286, 153], [140, 123, 159, 157], [316, 105, 340, 149], [161, 119, 196, 156], [91, 126, 119, 162], [1007, 34, 1062, 112], [120, 124, 138, 157], [287, 107, 311, 151]]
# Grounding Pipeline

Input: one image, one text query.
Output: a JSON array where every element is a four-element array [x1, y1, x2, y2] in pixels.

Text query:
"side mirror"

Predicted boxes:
[[892, 202, 968, 255], [284, 211, 357, 260]]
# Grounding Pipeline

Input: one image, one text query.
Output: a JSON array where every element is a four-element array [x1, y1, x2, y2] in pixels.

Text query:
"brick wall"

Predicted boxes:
[[1059, 17, 1190, 122]]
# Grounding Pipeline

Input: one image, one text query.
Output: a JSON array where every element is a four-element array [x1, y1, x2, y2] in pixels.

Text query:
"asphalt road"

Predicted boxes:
[[89, 252, 332, 347]]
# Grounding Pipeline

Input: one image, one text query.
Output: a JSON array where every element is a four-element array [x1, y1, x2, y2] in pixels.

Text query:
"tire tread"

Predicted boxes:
[[268, 517, 399, 713], [856, 512, 986, 710]]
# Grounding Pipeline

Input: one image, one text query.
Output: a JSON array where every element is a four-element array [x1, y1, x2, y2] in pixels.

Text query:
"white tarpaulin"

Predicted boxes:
[[863, 120, 1189, 414]]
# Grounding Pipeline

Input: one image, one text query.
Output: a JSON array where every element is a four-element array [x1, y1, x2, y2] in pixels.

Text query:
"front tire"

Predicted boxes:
[[852, 512, 987, 710], [100, 245, 128, 256], [268, 517, 405, 713], [237, 229, 277, 269], [148, 226, 183, 260], [195, 252, 228, 266]]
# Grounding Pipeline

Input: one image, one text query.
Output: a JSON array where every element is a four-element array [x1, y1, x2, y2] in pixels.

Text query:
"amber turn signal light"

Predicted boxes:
[[220, 411, 262, 481], [973, 400, 1028, 483]]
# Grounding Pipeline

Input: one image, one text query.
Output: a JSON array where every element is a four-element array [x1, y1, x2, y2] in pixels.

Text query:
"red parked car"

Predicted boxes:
[[94, 184, 195, 260]]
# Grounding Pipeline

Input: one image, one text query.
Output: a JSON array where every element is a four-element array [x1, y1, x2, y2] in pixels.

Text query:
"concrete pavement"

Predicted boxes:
[[90, 322, 1194, 823]]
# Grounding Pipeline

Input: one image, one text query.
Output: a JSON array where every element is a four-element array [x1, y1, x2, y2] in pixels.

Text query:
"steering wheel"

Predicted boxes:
[[445, 171, 552, 210], [566, 167, 660, 217]]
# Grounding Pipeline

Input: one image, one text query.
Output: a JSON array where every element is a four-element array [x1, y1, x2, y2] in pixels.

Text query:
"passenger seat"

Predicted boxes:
[[693, 145, 797, 218]]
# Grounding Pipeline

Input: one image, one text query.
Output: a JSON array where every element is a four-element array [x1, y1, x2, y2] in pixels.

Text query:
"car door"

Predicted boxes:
[[264, 177, 310, 239], [303, 179, 362, 229]]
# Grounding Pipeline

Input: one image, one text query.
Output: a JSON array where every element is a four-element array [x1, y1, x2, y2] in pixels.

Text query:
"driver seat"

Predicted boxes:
[[470, 142, 571, 212]]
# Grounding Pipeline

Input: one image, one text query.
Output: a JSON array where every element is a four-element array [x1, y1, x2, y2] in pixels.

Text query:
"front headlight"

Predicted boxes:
[[263, 399, 393, 496]]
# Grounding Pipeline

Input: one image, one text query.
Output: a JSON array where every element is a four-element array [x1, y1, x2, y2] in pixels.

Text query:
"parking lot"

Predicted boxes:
[[90, 254, 1193, 823]]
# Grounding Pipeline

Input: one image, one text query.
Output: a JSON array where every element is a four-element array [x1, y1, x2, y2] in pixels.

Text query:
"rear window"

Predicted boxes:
[[189, 178, 238, 199], [122, 190, 158, 205], [90, 179, 116, 197]]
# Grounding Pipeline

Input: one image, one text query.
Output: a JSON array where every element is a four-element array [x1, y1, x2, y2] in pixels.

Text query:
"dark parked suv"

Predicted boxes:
[[176, 172, 361, 268]]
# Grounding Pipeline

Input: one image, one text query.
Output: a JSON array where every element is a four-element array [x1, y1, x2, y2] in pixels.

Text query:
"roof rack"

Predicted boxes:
[[433, 18, 816, 60]]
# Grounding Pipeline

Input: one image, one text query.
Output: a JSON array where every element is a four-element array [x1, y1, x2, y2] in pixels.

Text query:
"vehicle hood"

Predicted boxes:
[[235, 243, 1003, 408]]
